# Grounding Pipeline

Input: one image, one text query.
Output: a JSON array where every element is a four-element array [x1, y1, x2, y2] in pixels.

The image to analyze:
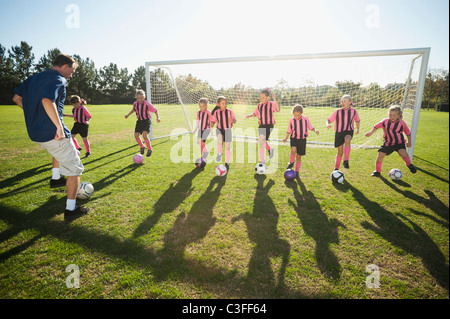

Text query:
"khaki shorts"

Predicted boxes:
[[35, 138, 84, 176]]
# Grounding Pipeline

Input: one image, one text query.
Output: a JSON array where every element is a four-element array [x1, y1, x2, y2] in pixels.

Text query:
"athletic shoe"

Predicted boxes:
[[295, 171, 299, 178], [371, 171, 381, 177], [200, 160, 207, 169], [140, 147, 145, 155], [269, 148, 275, 159], [147, 149, 152, 157], [408, 164, 417, 174], [225, 163, 230, 172], [343, 160, 349, 169], [50, 176, 66, 188], [286, 162, 294, 170], [85, 152, 91, 158], [64, 205, 90, 221], [216, 153, 222, 162], [77, 147, 82, 151]]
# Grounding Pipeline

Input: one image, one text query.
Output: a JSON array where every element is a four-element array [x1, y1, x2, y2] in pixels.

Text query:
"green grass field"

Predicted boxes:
[[0, 104, 448, 299]]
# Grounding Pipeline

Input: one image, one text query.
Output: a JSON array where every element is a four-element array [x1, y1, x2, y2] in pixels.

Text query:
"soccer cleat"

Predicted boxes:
[[85, 152, 91, 158], [147, 149, 152, 157], [225, 163, 230, 172], [269, 148, 275, 159], [200, 160, 207, 169], [295, 171, 299, 178], [140, 147, 145, 155], [77, 147, 82, 151], [50, 176, 66, 188], [343, 160, 349, 169], [286, 162, 294, 170], [408, 164, 417, 174], [216, 153, 222, 162], [64, 205, 90, 221], [371, 171, 381, 177]]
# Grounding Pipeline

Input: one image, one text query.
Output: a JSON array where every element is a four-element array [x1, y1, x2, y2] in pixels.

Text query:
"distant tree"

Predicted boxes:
[[8, 41, 35, 82], [35, 48, 61, 72], [66, 55, 98, 103]]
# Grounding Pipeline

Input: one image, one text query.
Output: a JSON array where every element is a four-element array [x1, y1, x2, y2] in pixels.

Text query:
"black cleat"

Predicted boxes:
[[85, 152, 91, 158], [343, 160, 349, 169], [64, 205, 90, 221], [225, 163, 230, 172], [371, 171, 381, 177], [140, 147, 145, 155], [147, 149, 152, 157], [408, 164, 417, 174], [286, 162, 294, 170], [50, 176, 66, 188]]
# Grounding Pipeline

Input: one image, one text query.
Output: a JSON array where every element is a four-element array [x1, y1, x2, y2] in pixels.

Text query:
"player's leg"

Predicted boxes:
[[372, 151, 386, 176], [287, 146, 296, 169], [134, 132, 145, 154], [50, 156, 66, 188], [295, 154, 302, 175], [224, 141, 231, 171], [335, 144, 344, 170], [82, 137, 91, 158], [398, 148, 416, 173], [72, 133, 81, 151], [258, 131, 266, 163], [142, 131, 152, 157], [343, 134, 352, 168], [216, 130, 223, 162]]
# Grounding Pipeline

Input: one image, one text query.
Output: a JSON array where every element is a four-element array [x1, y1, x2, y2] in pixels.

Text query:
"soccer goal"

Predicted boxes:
[[145, 48, 430, 159]]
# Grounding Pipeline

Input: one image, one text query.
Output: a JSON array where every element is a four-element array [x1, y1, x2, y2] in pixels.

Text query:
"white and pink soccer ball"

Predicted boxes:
[[133, 153, 144, 164], [215, 164, 227, 176]]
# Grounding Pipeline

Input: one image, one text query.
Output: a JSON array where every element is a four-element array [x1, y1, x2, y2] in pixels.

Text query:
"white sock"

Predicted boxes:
[[52, 168, 61, 180], [66, 199, 76, 211]]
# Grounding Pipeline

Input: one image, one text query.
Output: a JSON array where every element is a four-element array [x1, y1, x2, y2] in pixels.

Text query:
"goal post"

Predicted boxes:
[[145, 47, 430, 159]]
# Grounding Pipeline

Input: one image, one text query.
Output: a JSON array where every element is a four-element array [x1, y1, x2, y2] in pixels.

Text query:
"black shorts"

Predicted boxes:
[[197, 128, 210, 142], [378, 143, 406, 155], [334, 130, 354, 147], [135, 119, 151, 134], [258, 124, 274, 140], [290, 138, 307, 156], [71, 122, 89, 138], [216, 128, 232, 143]]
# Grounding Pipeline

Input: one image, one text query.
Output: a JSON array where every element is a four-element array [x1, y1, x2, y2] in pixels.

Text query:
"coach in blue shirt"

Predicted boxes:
[[13, 54, 90, 220]]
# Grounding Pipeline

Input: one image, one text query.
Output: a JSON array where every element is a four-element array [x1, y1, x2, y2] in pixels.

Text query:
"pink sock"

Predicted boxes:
[[265, 142, 271, 151], [295, 161, 301, 172], [83, 140, 90, 153], [202, 144, 208, 156], [136, 137, 144, 148], [145, 139, 152, 150], [72, 138, 80, 150], [335, 156, 342, 170], [376, 162, 382, 172], [402, 156, 412, 166], [259, 147, 265, 162], [344, 146, 351, 161], [225, 149, 231, 163], [290, 154, 295, 163], [217, 143, 223, 154]]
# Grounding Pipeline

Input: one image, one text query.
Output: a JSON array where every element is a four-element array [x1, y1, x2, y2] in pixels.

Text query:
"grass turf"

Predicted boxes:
[[0, 104, 448, 299]]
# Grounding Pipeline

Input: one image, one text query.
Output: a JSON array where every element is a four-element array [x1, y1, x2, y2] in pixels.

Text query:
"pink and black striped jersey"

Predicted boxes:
[[196, 109, 212, 131], [212, 108, 236, 130], [374, 118, 411, 146], [327, 107, 360, 132], [287, 116, 314, 139], [253, 101, 278, 125], [133, 100, 158, 120], [72, 106, 91, 124]]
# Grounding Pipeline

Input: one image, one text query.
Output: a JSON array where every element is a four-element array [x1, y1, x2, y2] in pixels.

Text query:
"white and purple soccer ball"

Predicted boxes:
[[389, 168, 403, 180], [215, 164, 227, 176], [77, 182, 94, 200], [133, 153, 144, 164]]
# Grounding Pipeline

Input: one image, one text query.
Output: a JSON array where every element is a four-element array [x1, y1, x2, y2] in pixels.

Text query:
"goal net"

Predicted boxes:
[[145, 48, 429, 159]]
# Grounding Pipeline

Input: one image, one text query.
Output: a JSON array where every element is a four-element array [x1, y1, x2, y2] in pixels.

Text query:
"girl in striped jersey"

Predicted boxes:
[[125, 90, 160, 157], [192, 98, 212, 168], [211, 96, 236, 171], [365, 105, 417, 176], [283, 105, 319, 177], [63, 95, 92, 158], [326, 95, 360, 170], [246, 88, 280, 163]]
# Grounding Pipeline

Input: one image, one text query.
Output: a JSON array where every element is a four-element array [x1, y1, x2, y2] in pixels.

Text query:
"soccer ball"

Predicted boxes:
[[77, 182, 94, 200], [215, 164, 227, 176], [331, 170, 344, 184], [389, 168, 403, 180], [284, 169, 296, 181], [133, 153, 144, 164], [195, 157, 206, 169], [255, 162, 266, 175]]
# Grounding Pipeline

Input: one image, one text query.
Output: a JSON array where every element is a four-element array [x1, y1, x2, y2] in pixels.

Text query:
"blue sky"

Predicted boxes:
[[0, 0, 448, 74]]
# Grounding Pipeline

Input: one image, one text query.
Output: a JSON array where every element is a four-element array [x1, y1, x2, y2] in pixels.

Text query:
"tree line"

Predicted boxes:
[[1, 41, 448, 111]]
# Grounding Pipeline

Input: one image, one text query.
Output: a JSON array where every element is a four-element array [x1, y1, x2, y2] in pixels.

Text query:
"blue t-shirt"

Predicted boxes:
[[14, 69, 71, 142]]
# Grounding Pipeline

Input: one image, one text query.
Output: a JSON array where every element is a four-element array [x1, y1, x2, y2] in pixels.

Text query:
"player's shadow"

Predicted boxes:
[[286, 177, 345, 281], [379, 175, 449, 223], [155, 176, 227, 278], [132, 168, 202, 238], [345, 180, 449, 291], [231, 174, 290, 297]]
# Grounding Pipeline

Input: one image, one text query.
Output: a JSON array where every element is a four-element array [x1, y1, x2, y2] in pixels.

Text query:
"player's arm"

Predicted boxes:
[[12, 94, 23, 110], [405, 134, 412, 147], [355, 120, 360, 134], [125, 108, 135, 119], [272, 93, 280, 112], [63, 113, 74, 118], [365, 126, 378, 137], [42, 98, 65, 140], [282, 132, 291, 143], [154, 110, 161, 123], [245, 113, 256, 119]]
